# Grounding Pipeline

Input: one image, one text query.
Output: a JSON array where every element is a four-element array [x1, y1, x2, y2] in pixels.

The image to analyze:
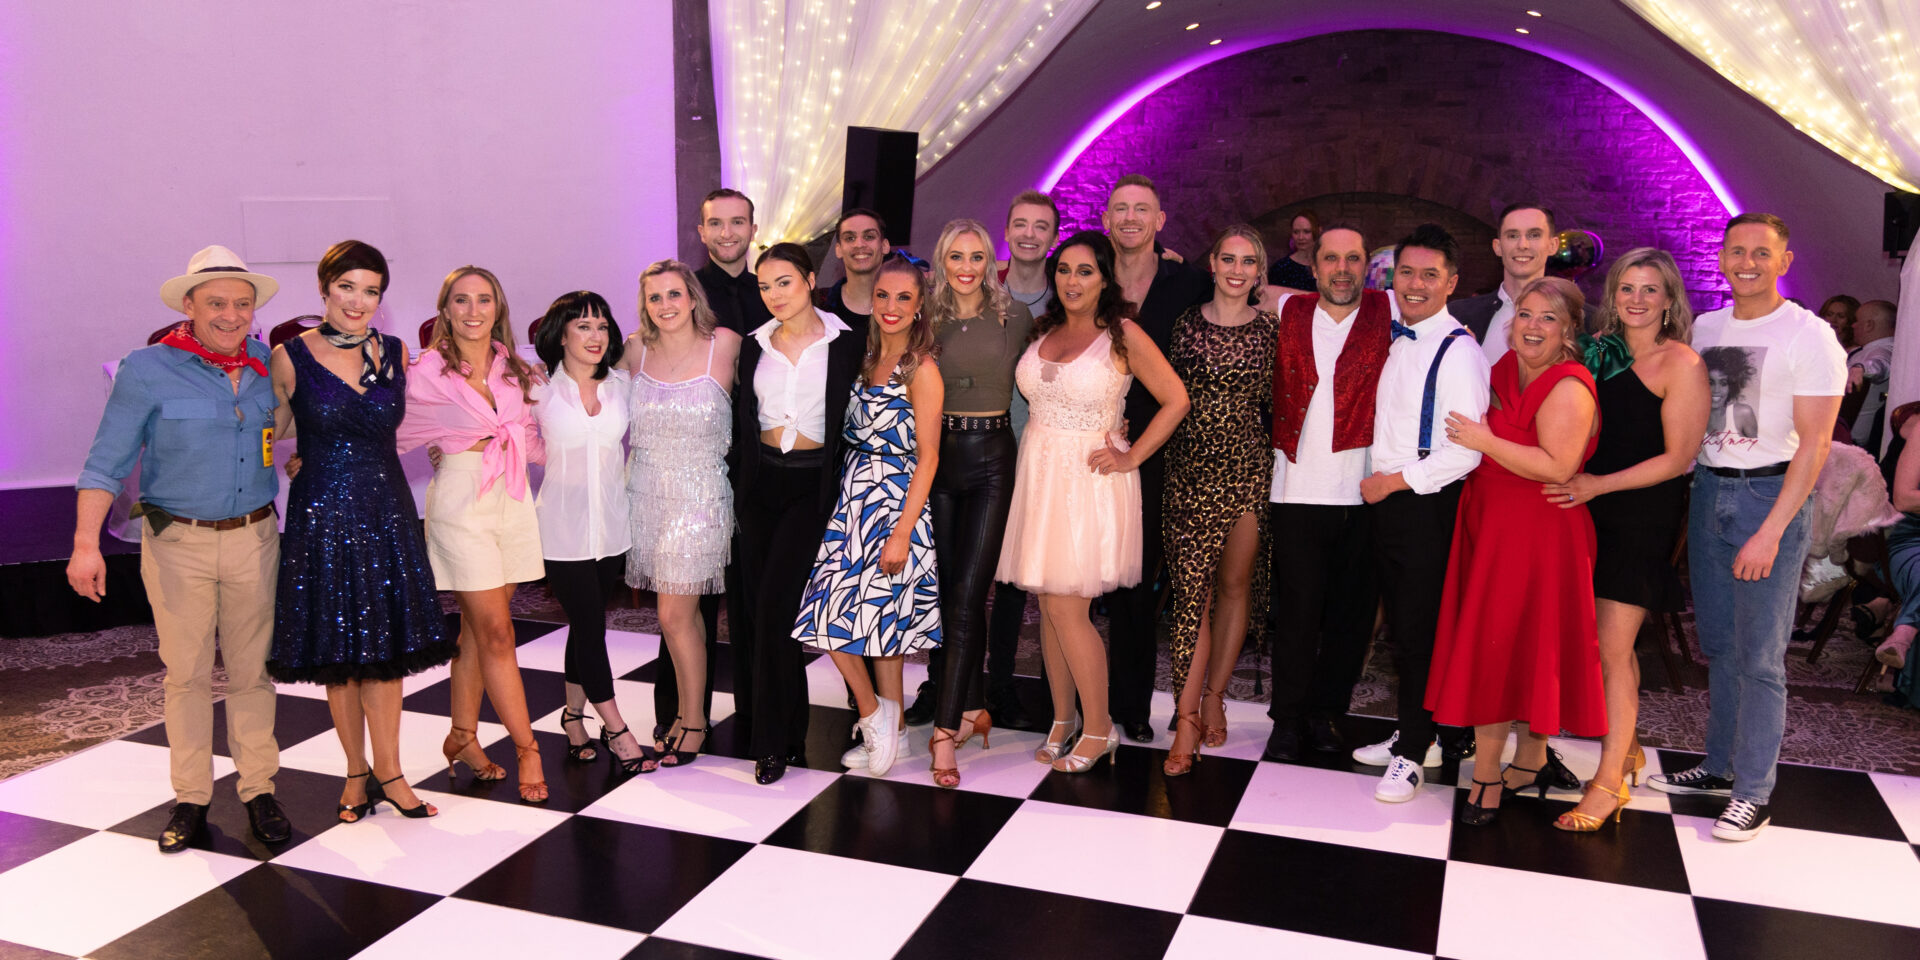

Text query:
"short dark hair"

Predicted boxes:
[[1108, 174, 1159, 203], [1311, 222, 1365, 258], [757, 241, 816, 278], [533, 290, 624, 380], [1496, 203, 1556, 235], [318, 239, 389, 298], [836, 207, 886, 237], [1394, 223, 1460, 273], [702, 188, 755, 224], [1725, 212, 1790, 244], [1007, 189, 1060, 226]]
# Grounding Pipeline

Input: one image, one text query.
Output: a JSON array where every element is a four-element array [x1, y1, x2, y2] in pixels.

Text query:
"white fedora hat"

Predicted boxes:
[[159, 245, 280, 313]]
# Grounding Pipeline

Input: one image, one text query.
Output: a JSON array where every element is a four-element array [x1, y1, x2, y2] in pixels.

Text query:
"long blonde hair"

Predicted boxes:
[[863, 258, 939, 387], [927, 218, 1011, 329], [428, 265, 536, 402], [1594, 246, 1694, 345], [635, 260, 719, 345]]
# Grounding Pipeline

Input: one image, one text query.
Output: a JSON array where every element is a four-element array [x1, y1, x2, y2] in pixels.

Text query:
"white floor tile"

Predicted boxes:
[[530, 679, 737, 745], [1436, 861, 1706, 960], [965, 800, 1223, 913], [1671, 815, 1920, 928], [271, 789, 568, 895], [803, 656, 930, 709], [1192, 695, 1277, 763], [1167, 914, 1430, 960], [1868, 770, 1920, 844], [514, 627, 659, 680], [1229, 762, 1455, 859], [277, 712, 505, 782], [356, 896, 645, 959], [652, 844, 954, 960], [863, 725, 1056, 800], [0, 739, 233, 828], [577, 756, 838, 843], [0, 830, 256, 956]]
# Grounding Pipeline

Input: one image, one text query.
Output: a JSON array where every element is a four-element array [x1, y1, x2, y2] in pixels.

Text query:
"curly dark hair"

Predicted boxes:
[[1703, 346, 1756, 399], [1031, 230, 1135, 361]]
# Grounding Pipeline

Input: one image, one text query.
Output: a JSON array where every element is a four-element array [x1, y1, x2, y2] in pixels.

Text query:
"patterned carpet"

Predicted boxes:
[[4, 583, 1916, 782]]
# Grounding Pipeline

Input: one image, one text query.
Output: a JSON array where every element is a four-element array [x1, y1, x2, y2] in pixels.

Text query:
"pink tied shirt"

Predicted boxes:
[[397, 343, 546, 498]]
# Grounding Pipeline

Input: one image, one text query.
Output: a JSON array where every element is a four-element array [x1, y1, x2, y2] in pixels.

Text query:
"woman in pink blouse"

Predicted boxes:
[[398, 265, 550, 803]]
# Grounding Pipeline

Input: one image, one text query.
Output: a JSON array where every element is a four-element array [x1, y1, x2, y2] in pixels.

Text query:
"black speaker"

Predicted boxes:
[[843, 127, 918, 248], [1888, 190, 1920, 256]]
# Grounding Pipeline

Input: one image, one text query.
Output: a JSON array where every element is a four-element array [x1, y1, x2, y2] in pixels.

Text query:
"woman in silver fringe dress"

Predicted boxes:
[[622, 259, 741, 770]]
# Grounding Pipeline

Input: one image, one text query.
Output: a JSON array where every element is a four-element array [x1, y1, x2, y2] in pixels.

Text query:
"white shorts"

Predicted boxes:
[[424, 451, 545, 592]]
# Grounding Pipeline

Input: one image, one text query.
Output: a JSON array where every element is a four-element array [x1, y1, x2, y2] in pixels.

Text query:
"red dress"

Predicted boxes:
[[1424, 355, 1606, 737]]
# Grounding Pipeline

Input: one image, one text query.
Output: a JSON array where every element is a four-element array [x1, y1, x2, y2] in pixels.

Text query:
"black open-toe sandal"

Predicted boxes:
[[600, 725, 656, 778], [561, 707, 598, 763]]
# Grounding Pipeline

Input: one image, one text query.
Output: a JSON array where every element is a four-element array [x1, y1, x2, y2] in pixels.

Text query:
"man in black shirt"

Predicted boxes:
[[1103, 174, 1212, 743], [815, 208, 891, 328], [692, 188, 771, 334]]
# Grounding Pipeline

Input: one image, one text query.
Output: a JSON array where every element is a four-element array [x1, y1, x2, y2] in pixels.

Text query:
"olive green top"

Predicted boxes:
[[933, 300, 1034, 413]]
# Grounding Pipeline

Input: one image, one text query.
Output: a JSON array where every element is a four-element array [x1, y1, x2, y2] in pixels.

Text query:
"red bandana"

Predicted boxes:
[[159, 321, 268, 378]]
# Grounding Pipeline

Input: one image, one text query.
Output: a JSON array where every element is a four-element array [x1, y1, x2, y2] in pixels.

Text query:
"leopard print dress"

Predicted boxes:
[[1162, 304, 1276, 696]]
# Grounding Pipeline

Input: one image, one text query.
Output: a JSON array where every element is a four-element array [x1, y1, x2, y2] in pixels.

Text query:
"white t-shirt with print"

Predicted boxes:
[[1692, 299, 1846, 470]]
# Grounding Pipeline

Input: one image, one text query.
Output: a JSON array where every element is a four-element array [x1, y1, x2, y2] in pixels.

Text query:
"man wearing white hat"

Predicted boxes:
[[69, 245, 292, 853]]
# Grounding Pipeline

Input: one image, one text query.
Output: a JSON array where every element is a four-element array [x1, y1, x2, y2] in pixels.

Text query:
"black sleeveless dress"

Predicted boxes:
[[1585, 367, 1687, 611]]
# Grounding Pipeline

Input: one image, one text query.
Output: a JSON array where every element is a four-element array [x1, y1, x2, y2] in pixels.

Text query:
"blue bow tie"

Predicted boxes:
[[1390, 320, 1418, 342]]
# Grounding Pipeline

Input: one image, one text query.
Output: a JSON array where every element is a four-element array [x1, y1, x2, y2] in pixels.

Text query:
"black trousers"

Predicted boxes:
[[733, 448, 825, 759], [986, 581, 1027, 692], [545, 555, 626, 704], [1102, 450, 1165, 725], [1369, 482, 1463, 762], [651, 592, 721, 732], [926, 426, 1017, 730], [1267, 503, 1378, 725]]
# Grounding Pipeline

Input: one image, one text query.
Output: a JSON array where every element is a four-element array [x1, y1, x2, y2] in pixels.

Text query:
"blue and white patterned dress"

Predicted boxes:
[[792, 367, 942, 655]]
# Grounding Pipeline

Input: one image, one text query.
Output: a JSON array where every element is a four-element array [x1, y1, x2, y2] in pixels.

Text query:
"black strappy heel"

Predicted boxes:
[[338, 770, 375, 823], [599, 725, 654, 778], [375, 774, 437, 818], [561, 707, 598, 763], [1460, 777, 1506, 827], [651, 724, 707, 771]]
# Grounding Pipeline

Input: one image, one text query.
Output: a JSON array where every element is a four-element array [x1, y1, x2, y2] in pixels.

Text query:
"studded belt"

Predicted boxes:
[[942, 414, 1011, 432]]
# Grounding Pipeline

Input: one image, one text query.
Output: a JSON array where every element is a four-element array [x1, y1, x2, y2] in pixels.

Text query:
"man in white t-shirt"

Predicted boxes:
[[1649, 213, 1846, 842]]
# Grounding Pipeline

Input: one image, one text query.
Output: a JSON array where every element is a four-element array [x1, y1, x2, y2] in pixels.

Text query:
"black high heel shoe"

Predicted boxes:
[[1460, 777, 1505, 826], [374, 774, 438, 818], [599, 725, 654, 778], [561, 707, 598, 763], [1542, 747, 1582, 790], [338, 770, 375, 823], [650, 724, 707, 771]]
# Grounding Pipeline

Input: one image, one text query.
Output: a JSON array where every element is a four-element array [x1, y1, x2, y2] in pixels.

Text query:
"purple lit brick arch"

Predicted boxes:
[[1049, 30, 1730, 312]]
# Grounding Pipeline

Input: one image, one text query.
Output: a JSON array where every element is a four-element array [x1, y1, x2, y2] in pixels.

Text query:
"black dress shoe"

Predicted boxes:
[[1439, 729, 1477, 761], [157, 802, 208, 854], [754, 756, 788, 784], [902, 681, 937, 726], [1120, 719, 1155, 743], [1306, 716, 1344, 753], [245, 793, 292, 844], [1263, 724, 1304, 762], [987, 684, 1037, 731]]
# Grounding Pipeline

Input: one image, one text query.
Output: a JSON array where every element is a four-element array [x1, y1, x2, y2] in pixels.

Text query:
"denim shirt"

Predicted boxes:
[[77, 340, 279, 520]]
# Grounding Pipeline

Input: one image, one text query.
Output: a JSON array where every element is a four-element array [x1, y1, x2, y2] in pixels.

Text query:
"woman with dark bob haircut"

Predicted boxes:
[[267, 239, 457, 823]]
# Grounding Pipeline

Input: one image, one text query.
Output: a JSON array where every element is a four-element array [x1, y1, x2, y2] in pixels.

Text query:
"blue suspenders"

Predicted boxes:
[[1417, 328, 1472, 460]]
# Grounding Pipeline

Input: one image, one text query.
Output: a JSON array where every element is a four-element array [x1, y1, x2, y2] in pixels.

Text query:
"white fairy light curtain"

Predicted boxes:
[[709, 0, 1099, 245], [1620, 0, 1920, 193]]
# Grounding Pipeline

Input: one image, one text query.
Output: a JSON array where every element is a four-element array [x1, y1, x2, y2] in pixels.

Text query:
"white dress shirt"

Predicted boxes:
[[1481, 285, 1516, 365], [531, 367, 633, 561], [753, 308, 850, 452], [1370, 307, 1491, 494], [1269, 293, 1373, 505]]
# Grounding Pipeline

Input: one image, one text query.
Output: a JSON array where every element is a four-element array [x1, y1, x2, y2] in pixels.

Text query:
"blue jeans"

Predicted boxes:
[[1883, 516, 1920, 709], [1688, 470, 1812, 805]]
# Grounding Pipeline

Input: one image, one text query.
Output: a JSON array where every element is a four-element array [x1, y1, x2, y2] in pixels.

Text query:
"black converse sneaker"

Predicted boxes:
[[1648, 765, 1735, 796], [1712, 798, 1771, 841]]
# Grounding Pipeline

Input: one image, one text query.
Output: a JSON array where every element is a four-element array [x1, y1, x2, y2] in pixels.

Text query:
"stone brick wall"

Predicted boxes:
[[1051, 29, 1730, 313]]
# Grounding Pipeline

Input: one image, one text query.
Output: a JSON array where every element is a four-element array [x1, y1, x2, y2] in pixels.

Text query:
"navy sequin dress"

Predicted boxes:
[[269, 335, 455, 684]]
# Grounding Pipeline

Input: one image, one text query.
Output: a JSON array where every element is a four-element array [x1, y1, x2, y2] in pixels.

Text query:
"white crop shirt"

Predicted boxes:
[[531, 367, 633, 560]]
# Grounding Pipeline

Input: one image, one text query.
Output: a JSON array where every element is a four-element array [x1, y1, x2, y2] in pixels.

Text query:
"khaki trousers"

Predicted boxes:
[[140, 516, 280, 804]]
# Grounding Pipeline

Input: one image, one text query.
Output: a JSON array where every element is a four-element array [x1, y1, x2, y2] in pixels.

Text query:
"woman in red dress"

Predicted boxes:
[[1427, 276, 1605, 826]]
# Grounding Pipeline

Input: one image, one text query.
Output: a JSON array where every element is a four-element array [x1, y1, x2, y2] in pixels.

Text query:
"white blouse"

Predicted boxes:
[[752, 308, 850, 452], [531, 367, 633, 561]]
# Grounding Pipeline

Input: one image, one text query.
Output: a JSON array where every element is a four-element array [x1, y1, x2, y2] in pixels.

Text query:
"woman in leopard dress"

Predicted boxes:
[[1162, 225, 1277, 776]]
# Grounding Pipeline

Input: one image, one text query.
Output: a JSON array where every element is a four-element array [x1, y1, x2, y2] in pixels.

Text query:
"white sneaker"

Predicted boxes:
[[1374, 756, 1423, 802], [1351, 731, 1443, 767], [863, 699, 903, 776]]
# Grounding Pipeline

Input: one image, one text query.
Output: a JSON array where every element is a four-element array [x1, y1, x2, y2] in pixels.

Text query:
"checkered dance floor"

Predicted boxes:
[[1, 620, 1917, 959]]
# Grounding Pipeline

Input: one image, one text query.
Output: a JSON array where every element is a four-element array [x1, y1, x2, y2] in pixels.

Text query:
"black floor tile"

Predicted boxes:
[[625, 939, 767, 960], [106, 767, 345, 860], [412, 728, 625, 813], [1190, 829, 1446, 955], [123, 693, 337, 757], [88, 864, 439, 960], [403, 665, 569, 728], [1693, 896, 1920, 960], [705, 703, 861, 772], [894, 878, 1181, 960], [1447, 793, 1691, 893], [1657, 750, 1907, 841], [0, 812, 94, 874], [0, 940, 73, 960], [456, 816, 752, 933], [1026, 744, 1257, 827], [761, 776, 1022, 874]]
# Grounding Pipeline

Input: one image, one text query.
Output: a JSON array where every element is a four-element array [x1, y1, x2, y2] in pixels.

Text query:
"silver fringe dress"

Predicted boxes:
[[625, 343, 733, 595]]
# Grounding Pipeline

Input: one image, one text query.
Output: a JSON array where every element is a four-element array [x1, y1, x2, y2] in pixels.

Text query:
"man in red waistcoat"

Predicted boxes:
[[1263, 225, 1396, 761]]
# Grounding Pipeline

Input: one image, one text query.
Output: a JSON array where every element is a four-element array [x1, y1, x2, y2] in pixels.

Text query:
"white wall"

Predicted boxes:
[[0, 0, 677, 488]]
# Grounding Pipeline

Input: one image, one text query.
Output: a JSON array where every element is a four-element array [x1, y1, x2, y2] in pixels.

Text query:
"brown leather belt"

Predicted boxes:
[[177, 504, 275, 531]]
